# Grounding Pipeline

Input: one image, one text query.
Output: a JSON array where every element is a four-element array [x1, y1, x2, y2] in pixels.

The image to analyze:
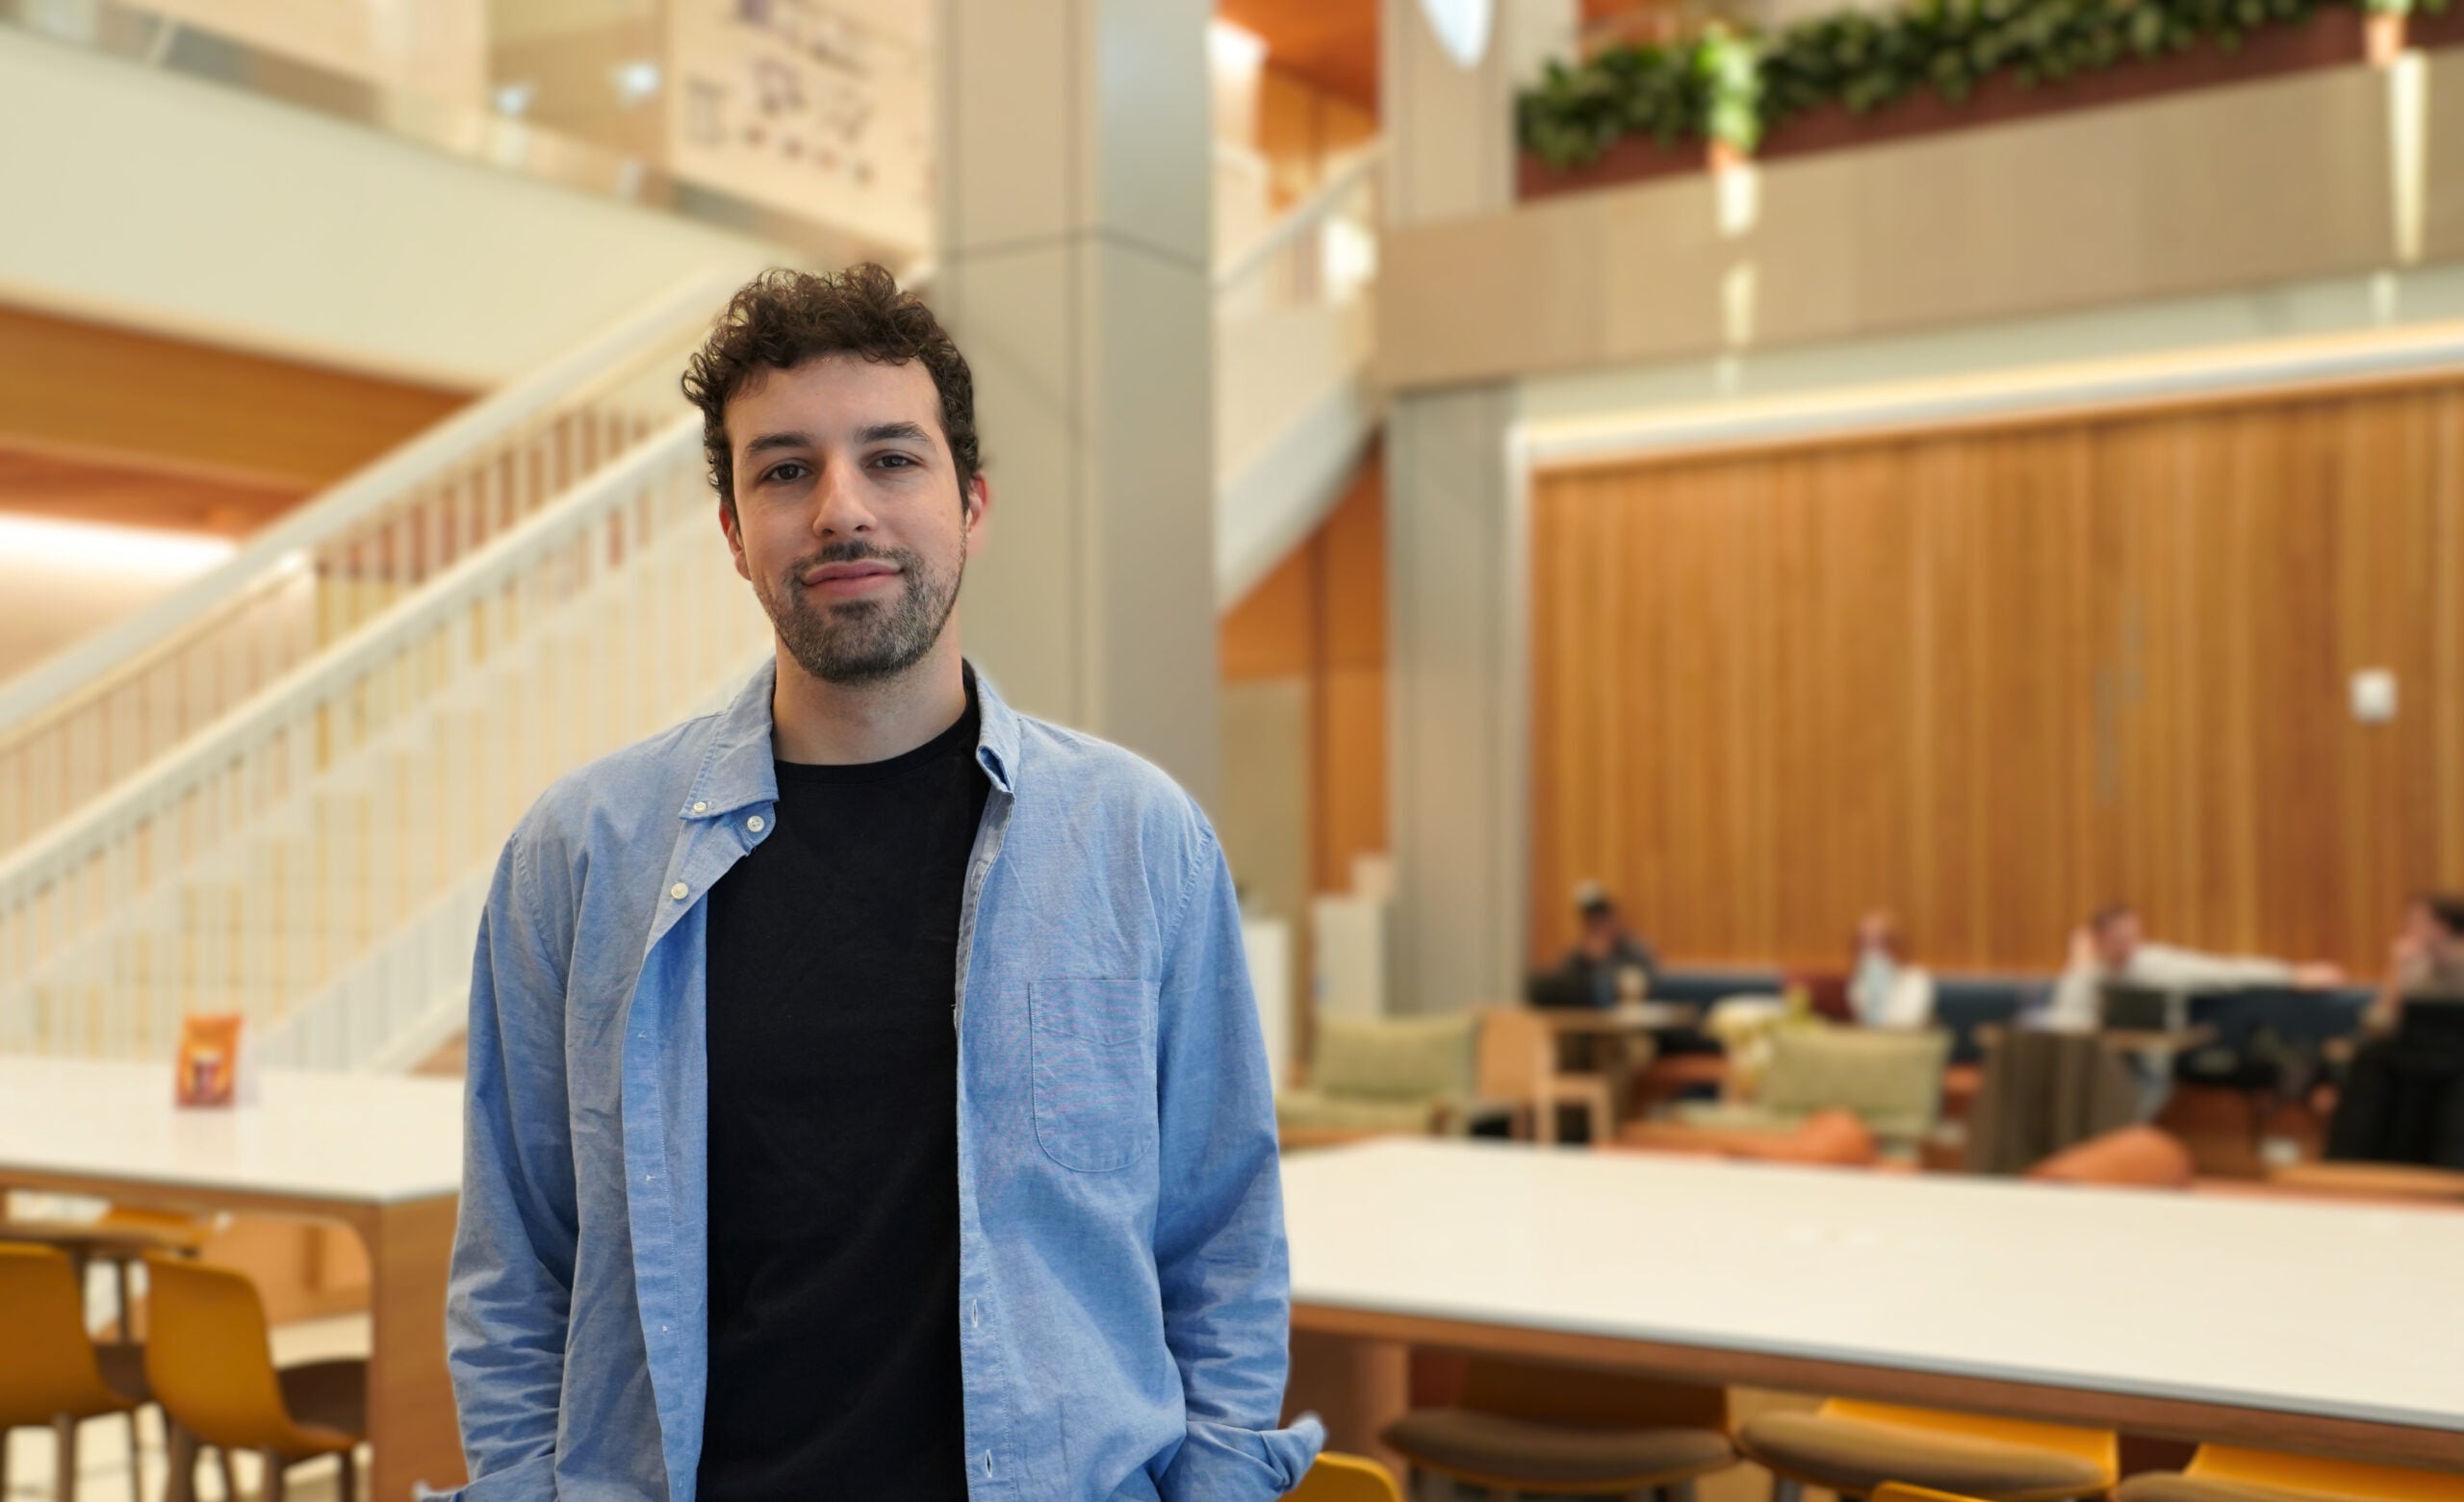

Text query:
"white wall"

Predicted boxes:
[[0, 518, 237, 686], [1520, 261, 2464, 427], [0, 27, 798, 387]]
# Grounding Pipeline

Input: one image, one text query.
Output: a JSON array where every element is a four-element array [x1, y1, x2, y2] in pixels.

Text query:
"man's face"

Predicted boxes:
[[2095, 912, 2143, 970], [2405, 903, 2461, 958], [719, 353, 987, 685]]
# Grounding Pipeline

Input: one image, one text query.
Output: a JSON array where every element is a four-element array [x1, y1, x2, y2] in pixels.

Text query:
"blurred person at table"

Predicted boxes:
[[1847, 909, 1935, 1029], [2045, 902, 2346, 1031], [2331, 893, 2464, 1166], [1553, 880, 1661, 1007], [2361, 892, 2464, 1034]]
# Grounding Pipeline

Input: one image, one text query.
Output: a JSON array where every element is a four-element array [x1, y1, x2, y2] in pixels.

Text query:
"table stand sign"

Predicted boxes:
[[173, 1012, 260, 1107]]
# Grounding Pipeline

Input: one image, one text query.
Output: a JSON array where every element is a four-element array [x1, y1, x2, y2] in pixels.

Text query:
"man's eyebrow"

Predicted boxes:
[[857, 420, 933, 446], [740, 430, 810, 458]]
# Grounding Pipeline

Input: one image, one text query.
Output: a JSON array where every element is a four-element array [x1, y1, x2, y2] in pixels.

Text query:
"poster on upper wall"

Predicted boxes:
[[667, 0, 935, 257]]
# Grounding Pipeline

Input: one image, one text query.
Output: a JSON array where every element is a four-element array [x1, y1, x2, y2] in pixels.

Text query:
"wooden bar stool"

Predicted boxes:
[[1737, 1398, 2116, 1501], [1381, 1355, 1737, 1499], [143, 1256, 368, 1502], [0, 1244, 147, 1502], [2116, 1443, 2464, 1501], [1289, 1452, 1407, 1502]]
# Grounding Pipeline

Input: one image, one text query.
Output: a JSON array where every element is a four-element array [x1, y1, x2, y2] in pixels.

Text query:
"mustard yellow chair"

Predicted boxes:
[[1382, 1354, 1737, 1498], [1288, 1451, 1407, 1502], [0, 1243, 146, 1502], [143, 1256, 368, 1502], [2, 1204, 212, 1337], [2116, 1443, 2464, 1501], [1738, 1398, 2116, 1501]]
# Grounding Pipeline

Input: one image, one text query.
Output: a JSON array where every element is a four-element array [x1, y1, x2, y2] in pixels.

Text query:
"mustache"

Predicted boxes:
[[785, 540, 920, 574]]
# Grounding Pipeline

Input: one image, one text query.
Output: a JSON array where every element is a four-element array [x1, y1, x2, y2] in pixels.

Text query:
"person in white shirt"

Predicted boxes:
[[1847, 909, 1935, 1029], [2045, 904, 2345, 1031]]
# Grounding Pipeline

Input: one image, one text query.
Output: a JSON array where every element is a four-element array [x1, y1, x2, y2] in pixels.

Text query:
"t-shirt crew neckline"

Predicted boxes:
[[772, 679, 979, 786]]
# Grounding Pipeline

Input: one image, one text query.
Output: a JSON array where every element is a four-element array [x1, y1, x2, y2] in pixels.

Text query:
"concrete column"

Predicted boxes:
[[1380, 0, 1569, 1012], [935, 0, 1219, 808]]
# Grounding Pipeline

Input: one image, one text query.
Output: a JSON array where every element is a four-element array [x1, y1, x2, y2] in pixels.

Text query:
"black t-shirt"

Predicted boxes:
[[698, 685, 987, 1502]]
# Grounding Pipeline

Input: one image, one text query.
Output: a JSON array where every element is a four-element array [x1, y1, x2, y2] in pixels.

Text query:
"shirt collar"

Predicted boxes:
[[679, 655, 1018, 823]]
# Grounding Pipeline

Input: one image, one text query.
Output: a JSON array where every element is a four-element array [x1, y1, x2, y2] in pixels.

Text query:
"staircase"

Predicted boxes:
[[0, 269, 774, 1067], [0, 158, 1383, 1074]]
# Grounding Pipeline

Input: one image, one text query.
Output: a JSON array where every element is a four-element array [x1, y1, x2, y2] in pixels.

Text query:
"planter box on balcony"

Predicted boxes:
[[2413, 3, 2464, 48], [1759, 7, 2373, 162], [1519, 134, 1711, 201], [1518, 6, 2383, 202]]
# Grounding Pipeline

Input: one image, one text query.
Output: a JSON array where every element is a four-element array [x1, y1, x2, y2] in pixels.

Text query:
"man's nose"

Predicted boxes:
[[812, 455, 879, 536]]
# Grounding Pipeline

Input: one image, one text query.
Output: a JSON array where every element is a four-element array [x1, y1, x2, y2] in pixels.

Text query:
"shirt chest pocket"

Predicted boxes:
[[1028, 978, 1159, 1173]]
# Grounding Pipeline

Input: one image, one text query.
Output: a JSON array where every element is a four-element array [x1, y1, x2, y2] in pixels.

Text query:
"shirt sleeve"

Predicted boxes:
[[1149, 828, 1326, 1502], [443, 834, 580, 1501], [2135, 944, 2297, 992]]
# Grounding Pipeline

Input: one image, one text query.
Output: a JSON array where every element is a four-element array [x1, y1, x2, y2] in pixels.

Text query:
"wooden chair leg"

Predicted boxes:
[[164, 1421, 198, 1502], [261, 1449, 287, 1502], [124, 1409, 145, 1502], [337, 1447, 358, 1502], [112, 1259, 136, 1341], [216, 1446, 240, 1502], [54, 1412, 81, 1502]]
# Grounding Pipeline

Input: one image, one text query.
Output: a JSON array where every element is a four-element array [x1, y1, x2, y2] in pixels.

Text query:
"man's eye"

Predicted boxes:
[[764, 462, 809, 483], [875, 452, 916, 470]]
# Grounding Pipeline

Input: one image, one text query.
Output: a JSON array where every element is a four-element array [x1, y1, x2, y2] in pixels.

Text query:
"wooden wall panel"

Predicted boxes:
[[0, 301, 470, 496], [1529, 378, 2464, 976]]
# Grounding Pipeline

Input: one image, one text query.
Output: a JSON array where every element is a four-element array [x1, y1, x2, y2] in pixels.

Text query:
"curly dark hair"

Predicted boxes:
[[680, 264, 979, 512]]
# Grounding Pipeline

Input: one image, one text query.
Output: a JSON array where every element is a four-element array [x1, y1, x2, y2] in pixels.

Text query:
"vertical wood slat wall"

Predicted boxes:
[[1528, 376, 2464, 977]]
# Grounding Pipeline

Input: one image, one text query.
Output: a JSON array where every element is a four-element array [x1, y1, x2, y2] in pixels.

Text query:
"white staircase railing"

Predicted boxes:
[[0, 267, 740, 859], [1213, 143, 1385, 606], [0, 413, 773, 1059]]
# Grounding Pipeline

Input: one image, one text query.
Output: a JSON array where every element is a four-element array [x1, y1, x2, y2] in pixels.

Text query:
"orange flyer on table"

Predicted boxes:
[[174, 1012, 245, 1107]]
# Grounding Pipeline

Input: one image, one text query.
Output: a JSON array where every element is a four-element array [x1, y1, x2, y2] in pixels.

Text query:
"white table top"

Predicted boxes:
[[1282, 1138, 2464, 1436], [0, 1056, 462, 1206]]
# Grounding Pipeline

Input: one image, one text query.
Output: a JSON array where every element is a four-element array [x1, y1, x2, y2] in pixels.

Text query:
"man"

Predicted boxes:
[[1553, 881, 1661, 1007], [446, 266, 1321, 1501], [2331, 893, 2464, 1167], [1846, 909, 1935, 1030], [2363, 891, 2464, 1033], [2045, 903, 2345, 1032]]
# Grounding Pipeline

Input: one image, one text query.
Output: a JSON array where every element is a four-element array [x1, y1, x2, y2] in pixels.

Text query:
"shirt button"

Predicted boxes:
[[747, 815, 765, 832], [669, 882, 688, 900], [969, 1300, 981, 1330], [691, 801, 707, 814]]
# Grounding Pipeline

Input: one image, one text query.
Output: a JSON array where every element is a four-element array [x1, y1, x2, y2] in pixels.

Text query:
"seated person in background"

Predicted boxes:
[[1553, 881, 1660, 1007], [2331, 893, 2464, 1166], [2363, 892, 2464, 1034], [1847, 909, 1935, 1029], [2045, 903, 2345, 1032]]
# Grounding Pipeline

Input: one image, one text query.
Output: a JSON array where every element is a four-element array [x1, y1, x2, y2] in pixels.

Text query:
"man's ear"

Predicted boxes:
[[962, 472, 992, 553], [718, 496, 751, 582]]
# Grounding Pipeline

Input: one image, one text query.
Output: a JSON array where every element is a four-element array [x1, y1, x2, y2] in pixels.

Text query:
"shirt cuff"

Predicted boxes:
[[1157, 1413, 1327, 1502]]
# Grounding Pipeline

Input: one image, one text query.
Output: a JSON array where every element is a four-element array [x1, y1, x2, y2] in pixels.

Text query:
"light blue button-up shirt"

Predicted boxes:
[[445, 660, 1322, 1502]]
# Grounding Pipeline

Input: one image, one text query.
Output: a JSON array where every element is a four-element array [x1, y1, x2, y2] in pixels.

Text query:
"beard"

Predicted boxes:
[[754, 538, 962, 686]]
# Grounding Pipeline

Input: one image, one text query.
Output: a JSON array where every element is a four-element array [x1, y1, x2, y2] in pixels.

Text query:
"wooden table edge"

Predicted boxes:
[[0, 1165, 455, 1221], [1290, 1301, 2464, 1470]]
